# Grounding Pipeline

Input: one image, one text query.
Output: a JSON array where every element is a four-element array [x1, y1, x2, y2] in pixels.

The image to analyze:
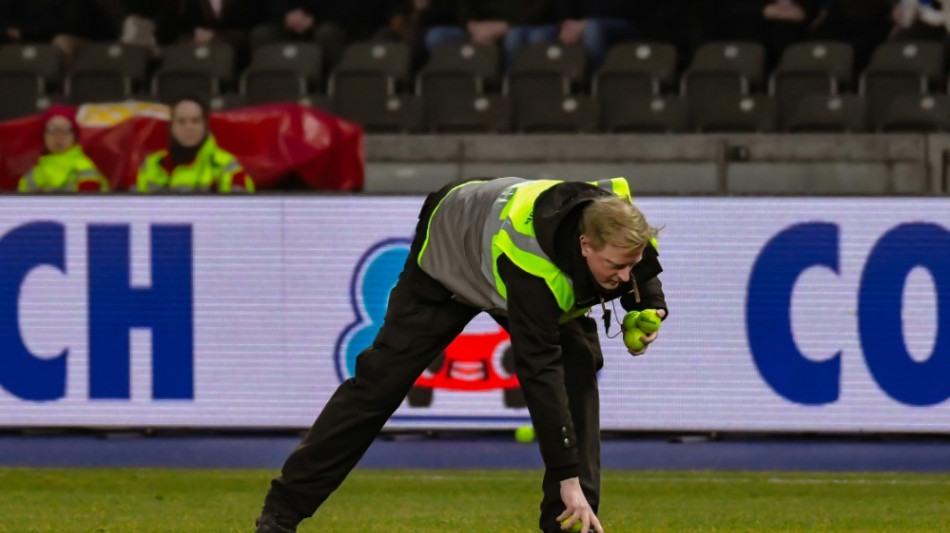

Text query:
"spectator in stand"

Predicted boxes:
[[161, 0, 262, 67], [93, 0, 176, 52], [250, 0, 391, 72], [890, 0, 950, 41], [690, 0, 822, 70], [0, 0, 115, 65], [137, 96, 254, 193], [19, 106, 109, 193], [555, 0, 652, 70], [809, 0, 894, 72], [425, 0, 558, 69], [375, 0, 457, 70]]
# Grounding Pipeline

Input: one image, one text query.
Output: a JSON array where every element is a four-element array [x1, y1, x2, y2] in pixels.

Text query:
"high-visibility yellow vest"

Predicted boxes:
[[136, 135, 254, 193], [489, 178, 632, 322], [19, 145, 109, 193], [418, 177, 633, 323]]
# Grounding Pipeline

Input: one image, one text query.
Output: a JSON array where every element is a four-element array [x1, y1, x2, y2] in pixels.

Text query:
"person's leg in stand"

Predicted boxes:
[[538, 316, 603, 533], [258, 191, 479, 531]]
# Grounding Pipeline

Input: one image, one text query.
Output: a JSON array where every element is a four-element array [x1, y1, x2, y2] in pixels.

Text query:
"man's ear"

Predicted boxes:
[[579, 234, 591, 256]]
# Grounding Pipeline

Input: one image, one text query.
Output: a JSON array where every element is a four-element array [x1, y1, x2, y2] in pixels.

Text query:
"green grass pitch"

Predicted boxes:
[[1, 468, 948, 532]]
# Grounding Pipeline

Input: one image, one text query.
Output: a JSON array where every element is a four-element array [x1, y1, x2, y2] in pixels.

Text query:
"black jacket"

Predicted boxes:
[[497, 181, 666, 480]]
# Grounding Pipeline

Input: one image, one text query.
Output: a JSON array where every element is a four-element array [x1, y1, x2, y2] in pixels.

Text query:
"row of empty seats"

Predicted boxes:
[[316, 92, 950, 134], [2, 39, 950, 134]]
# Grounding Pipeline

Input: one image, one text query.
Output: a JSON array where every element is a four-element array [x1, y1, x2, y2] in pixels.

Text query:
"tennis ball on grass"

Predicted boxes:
[[623, 327, 646, 352], [515, 425, 535, 443], [637, 309, 661, 334], [560, 518, 584, 532]]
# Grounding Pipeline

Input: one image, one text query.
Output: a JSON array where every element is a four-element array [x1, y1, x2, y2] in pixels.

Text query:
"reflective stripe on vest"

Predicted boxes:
[[136, 135, 252, 193], [20, 146, 105, 192], [417, 180, 488, 268], [19, 169, 39, 192], [588, 177, 632, 201], [485, 177, 637, 322], [484, 180, 584, 322]]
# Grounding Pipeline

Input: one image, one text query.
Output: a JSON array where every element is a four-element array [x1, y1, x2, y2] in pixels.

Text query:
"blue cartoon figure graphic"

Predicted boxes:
[[334, 238, 524, 409], [334, 238, 410, 382]]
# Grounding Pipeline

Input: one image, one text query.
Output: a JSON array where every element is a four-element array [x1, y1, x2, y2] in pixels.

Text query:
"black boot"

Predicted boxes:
[[255, 512, 297, 533]]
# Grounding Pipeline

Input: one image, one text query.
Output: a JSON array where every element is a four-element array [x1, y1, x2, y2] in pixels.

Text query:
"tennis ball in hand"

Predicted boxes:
[[637, 309, 662, 334], [623, 327, 646, 352], [515, 425, 535, 443], [622, 310, 641, 332], [560, 518, 584, 533]]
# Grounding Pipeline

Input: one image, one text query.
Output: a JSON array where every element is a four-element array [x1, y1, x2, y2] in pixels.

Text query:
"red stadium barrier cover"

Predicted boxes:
[[0, 102, 364, 191]]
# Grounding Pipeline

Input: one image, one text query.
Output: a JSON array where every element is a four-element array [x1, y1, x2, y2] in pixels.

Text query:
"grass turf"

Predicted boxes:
[[1, 468, 948, 532]]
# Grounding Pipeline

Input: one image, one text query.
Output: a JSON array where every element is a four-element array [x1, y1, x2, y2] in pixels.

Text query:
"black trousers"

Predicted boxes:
[[262, 189, 603, 532]]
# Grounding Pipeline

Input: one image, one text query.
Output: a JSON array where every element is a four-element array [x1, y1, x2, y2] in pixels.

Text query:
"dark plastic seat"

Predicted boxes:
[[878, 94, 950, 132], [682, 41, 765, 98], [692, 94, 778, 133], [784, 94, 867, 133], [601, 95, 689, 133]]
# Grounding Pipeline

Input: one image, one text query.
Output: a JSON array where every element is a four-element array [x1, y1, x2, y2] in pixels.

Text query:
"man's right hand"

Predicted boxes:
[[556, 477, 605, 533]]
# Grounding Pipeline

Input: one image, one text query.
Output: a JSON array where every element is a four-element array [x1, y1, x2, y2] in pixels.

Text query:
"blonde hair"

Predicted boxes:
[[580, 196, 656, 251]]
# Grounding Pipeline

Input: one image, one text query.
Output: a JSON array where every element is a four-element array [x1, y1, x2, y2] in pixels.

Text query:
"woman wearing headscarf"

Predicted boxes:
[[19, 106, 109, 193], [136, 95, 254, 193]]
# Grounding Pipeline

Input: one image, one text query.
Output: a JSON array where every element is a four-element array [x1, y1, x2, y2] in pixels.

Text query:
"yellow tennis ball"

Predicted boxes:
[[560, 518, 584, 532], [637, 309, 661, 334], [515, 425, 535, 443], [623, 327, 646, 352], [622, 310, 641, 332]]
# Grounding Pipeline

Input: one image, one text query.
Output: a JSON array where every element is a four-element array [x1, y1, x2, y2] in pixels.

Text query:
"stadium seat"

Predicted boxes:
[[692, 95, 777, 133], [877, 94, 950, 132], [601, 95, 689, 133], [242, 70, 308, 105], [330, 71, 422, 132], [152, 43, 235, 104], [506, 43, 587, 113], [421, 42, 500, 85], [330, 70, 393, 117], [515, 95, 599, 133], [337, 42, 411, 88], [355, 95, 425, 133], [66, 43, 150, 104], [770, 41, 854, 130], [594, 42, 677, 97], [0, 73, 46, 121], [417, 43, 500, 125], [860, 41, 944, 129], [0, 44, 63, 89], [67, 71, 133, 104], [209, 93, 246, 111], [681, 41, 765, 98], [784, 94, 867, 133], [426, 94, 511, 133], [241, 42, 323, 105], [509, 42, 588, 88], [594, 42, 679, 129], [301, 92, 332, 111]]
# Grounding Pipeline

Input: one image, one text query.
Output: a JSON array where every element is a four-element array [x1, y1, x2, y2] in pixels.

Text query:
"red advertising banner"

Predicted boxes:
[[0, 102, 364, 192]]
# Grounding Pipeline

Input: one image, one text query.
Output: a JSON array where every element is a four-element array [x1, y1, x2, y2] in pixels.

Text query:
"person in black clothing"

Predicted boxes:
[[0, 0, 114, 62], [255, 177, 668, 533], [424, 0, 559, 69], [690, 0, 823, 71], [555, 0, 652, 70], [250, 0, 392, 71]]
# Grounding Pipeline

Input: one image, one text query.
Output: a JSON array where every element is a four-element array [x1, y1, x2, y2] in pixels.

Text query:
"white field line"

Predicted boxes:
[[349, 472, 950, 486]]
